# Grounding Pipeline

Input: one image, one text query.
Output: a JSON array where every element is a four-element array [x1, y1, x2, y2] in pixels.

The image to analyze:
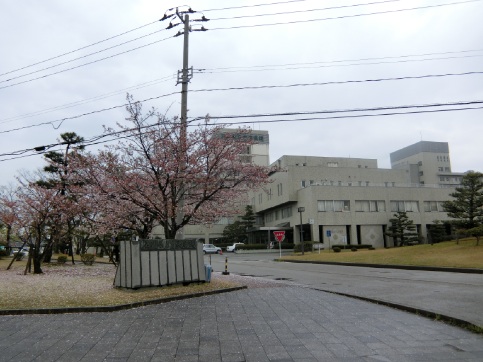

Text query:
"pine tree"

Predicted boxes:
[[442, 171, 483, 230], [386, 211, 420, 246]]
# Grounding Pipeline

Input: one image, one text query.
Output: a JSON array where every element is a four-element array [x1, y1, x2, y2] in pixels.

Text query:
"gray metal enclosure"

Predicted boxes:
[[114, 239, 206, 289]]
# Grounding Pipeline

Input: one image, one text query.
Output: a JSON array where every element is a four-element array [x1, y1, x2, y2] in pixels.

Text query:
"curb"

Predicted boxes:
[[308, 286, 483, 334], [276, 259, 483, 274], [0, 286, 247, 316]]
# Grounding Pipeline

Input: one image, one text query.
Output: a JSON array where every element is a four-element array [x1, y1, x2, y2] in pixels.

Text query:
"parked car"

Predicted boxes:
[[226, 242, 244, 252], [12, 247, 29, 260], [203, 244, 222, 254]]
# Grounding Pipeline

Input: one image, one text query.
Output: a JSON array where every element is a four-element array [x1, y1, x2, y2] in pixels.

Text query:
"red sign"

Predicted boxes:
[[273, 231, 285, 242]]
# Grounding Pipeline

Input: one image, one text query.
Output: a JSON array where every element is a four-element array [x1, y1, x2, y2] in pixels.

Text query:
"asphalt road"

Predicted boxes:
[[206, 252, 483, 328]]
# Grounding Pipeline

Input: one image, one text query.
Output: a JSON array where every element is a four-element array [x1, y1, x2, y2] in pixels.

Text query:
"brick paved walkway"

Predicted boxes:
[[1, 285, 482, 361]]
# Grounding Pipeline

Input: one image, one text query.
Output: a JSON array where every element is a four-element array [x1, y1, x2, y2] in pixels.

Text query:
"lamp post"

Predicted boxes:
[[298, 207, 305, 255]]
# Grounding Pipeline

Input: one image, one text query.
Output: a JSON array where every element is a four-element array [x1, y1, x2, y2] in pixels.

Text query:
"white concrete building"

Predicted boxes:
[[249, 141, 465, 248]]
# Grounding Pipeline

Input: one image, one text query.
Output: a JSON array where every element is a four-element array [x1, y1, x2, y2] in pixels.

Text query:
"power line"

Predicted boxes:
[[6, 46, 480, 125], [190, 100, 483, 122], [0, 74, 176, 125], [205, 105, 483, 127], [189, 70, 483, 94], [0, 28, 169, 84], [3, 46, 479, 131], [0, 35, 174, 91], [196, 48, 483, 72], [210, 0, 482, 31], [2, 1, 479, 91], [2, 99, 483, 163], [0, 91, 180, 135], [196, 53, 483, 75], [211, 0, 406, 21], [202, 0, 310, 12], [0, 20, 160, 77], [1, 69, 482, 136]]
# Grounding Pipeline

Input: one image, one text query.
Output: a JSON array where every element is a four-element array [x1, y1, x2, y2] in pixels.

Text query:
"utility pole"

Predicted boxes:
[[175, 11, 191, 240], [160, 6, 208, 240]]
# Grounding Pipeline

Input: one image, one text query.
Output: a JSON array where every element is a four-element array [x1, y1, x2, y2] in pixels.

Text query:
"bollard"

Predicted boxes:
[[222, 256, 230, 275]]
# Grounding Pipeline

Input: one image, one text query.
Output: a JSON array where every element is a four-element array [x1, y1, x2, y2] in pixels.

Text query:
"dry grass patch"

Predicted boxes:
[[0, 260, 242, 311], [282, 238, 483, 269]]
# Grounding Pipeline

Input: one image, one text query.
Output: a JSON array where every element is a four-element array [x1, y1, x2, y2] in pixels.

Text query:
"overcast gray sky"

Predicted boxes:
[[1, 0, 482, 184]]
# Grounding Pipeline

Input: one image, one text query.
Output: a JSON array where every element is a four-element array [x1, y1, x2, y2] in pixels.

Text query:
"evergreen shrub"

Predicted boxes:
[[57, 254, 68, 264], [81, 253, 96, 265]]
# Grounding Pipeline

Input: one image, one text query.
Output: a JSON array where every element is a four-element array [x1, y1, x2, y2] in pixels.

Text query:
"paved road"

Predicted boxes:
[[208, 252, 483, 328], [1, 282, 483, 361], [1, 253, 482, 361]]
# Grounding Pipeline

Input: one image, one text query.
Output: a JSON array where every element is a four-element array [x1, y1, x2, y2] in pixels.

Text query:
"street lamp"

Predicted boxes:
[[298, 207, 305, 255]]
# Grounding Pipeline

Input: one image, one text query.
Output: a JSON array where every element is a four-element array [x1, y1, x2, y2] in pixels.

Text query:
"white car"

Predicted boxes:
[[226, 243, 244, 252], [12, 247, 29, 260], [203, 244, 221, 254]]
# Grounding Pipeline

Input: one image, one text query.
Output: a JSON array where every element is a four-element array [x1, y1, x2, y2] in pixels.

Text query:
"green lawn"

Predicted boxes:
[[281, 238, 483, 269]]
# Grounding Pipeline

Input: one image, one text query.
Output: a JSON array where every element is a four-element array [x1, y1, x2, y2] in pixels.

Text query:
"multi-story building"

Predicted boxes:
[[249, 141, 465, 248], [390, 141, 464, 187]]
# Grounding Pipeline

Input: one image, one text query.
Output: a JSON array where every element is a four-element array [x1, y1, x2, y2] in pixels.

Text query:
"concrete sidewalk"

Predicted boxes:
[[1, 282, 482, 361]]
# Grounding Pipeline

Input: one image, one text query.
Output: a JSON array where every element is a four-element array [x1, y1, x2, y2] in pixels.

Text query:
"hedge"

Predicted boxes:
[[331, 244, 372, 250], [294, 242, 313, 253], [236, 243, 294, 250]]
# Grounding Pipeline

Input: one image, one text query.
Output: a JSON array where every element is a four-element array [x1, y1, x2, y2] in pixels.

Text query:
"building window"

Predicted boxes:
[[215, 217, 232, 225], [318, 200, 350, 212], [424, 201, 444, 212], [281, 206, 292, 218], [301, 180, 306, 188], [267, 189, 272, 200], [328, 162, 338, 167], [277, 183, 283, 196], [355, 200, 385, 212], [265, 212, 274, 223], [258, 194, 262, 204], [390, 201, 419, 212], [438, 167, 443, 172]]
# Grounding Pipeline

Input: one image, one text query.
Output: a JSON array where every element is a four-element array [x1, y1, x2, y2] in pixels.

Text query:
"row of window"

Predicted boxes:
[[438, 167, 451, 172], [301, 180, 397, 188], [262, 200, 447, 223], [265, 206, 293, 222], [440, 176, 460, 182], [316, 200, 447, 213]]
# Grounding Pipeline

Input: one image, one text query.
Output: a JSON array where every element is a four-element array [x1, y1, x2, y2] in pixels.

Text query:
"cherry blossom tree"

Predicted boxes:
[[14, 172, 67, 274], [0, 184, 18, 254], [72, 97, 271, 239]]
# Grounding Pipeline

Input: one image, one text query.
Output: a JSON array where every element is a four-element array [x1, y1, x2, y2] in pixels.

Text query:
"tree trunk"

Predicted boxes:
[[32, 244, 43, 274], [43, 242, 53, 263]]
